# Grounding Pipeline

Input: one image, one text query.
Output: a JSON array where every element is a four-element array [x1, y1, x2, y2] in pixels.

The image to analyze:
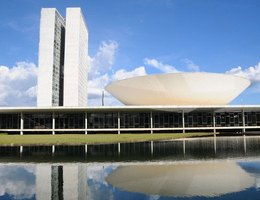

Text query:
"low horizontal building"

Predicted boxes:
[[0, 105, 260, 135], [1, 8, 258, 136]]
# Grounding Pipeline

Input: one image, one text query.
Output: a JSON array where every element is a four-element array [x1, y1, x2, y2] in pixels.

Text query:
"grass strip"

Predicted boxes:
[[0, 132, 215, 146]]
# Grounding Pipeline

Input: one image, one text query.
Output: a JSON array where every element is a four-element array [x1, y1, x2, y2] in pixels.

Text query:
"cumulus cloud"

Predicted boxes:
[[0, 165, 35, 199], [89, 41, 118, 78], [226, 63, 260, 83], [86, 165, 117, 200], [87, 40, 120, 106], [88, 65, 147, 106], [183, 58, 200, 72], [88, 74, 110, 100], [112, 66, 147, 80], [0, 62, 38, 106], [144, 58, 179, 73], [25, 86, 37, 98]]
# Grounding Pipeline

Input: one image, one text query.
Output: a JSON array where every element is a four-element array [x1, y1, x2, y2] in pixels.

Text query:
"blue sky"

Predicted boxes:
[[0, 0, 260, 106]]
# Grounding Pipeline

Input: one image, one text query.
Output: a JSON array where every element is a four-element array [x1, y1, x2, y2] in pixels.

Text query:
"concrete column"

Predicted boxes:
[[182, 110, 185, 133], [19, 146, 23, 156], [85, 112, 88, 134], [183, 139, 186, 156], [214, 134, 217, 154], [213, 112, 216, 133], [150, 111, 153, 134], [85, 144, 88, 155], [118, 111, 120, 134], [242, 109, 246, 133], [20, 112, 24, 135], [118, 143, 121, 155], [243, 134, 247, 154], [150, 141, 154, 156], [52, 112, 55, 135], [52, 145, 55, 155]]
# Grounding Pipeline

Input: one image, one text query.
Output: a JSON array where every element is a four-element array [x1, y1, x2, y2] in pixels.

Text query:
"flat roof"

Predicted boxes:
[[0, 105, 260, 113]]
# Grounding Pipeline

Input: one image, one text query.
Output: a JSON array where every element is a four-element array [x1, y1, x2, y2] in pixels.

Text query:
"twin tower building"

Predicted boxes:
[[37, 8, 88, 107]]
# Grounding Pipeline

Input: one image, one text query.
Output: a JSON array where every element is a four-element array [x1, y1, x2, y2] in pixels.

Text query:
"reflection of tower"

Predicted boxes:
[[36, 165, 51, 200], [36, 165, 63, 200], [36, 164, 87, 200], [51, 166, 63, 200], [63, 165, 87, 200]]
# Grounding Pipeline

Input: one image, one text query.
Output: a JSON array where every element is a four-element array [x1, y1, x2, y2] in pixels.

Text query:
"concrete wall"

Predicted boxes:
[[63, 8, 88, 107]]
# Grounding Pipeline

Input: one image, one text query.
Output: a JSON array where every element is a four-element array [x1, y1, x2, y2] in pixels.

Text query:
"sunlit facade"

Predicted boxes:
[[1, 8, 260, 135], [0, 106, 260, 134], [37, 8, 88, 107]]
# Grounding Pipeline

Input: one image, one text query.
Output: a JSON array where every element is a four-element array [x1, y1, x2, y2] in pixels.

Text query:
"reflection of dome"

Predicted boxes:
[[106, 162, 254, 197], [105, 73, 250, 105]]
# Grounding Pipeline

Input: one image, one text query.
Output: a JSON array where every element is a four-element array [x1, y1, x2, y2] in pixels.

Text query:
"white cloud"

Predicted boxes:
[[0, 62, 38, 106], [112, 66, 147, 80], [25, 86, 37, 98], [89, 41, 118, 78], [183, 58, 200, 72], [144, 58, 179, 73], [88, 74, 110, 100], [88, 65, 146, 106], [0, 165, 35, 199], [226, 63, 260, 83], [86, 165, 117, 200], [87, 40, 121, 106]]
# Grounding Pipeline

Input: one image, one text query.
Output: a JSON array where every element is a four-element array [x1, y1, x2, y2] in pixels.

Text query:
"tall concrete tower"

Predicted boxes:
[[63, 8, 88, 107], [37, 8, 88, 107], [37, 8, 65, 107]]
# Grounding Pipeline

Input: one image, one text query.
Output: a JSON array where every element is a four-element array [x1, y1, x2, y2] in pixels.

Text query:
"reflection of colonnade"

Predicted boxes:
[[17, 135, 255, 158], [36, 164, 87, 200]]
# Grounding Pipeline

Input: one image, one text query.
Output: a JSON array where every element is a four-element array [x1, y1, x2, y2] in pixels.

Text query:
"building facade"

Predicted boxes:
[[37, 8, 66, 107], [0, 106, 260, 135], [37, 8, 88, 107], [64, 8, 88, 107]]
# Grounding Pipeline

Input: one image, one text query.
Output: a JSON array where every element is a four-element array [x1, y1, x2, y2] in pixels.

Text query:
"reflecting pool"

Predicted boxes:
[[0, 136, 260, 199]]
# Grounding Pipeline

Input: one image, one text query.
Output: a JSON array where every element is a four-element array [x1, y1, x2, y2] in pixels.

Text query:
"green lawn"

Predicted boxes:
[[0, 132, 215, 146]]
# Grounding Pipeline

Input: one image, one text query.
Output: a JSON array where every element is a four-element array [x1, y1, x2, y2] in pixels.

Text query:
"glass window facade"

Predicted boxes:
[[87, 112, 118, 129], [24, 113, 52, 129], [245, 112, 260, 126], [215, 112, 243, 127], [184, 112, 213, 128], [120, 112, 150, 128], [55, 113, 84, 129], [0, 114, 20, 129], [1, 109, 260, 132], [153, 112, 182, 128]]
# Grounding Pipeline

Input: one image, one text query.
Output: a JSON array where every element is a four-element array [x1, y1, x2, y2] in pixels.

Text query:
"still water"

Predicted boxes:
[[0, 136, 260, 200]]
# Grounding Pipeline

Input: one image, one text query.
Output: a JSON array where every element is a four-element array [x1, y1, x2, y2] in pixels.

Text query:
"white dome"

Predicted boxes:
[[106, 162, 254, 197], [105, 72, 250, 105]]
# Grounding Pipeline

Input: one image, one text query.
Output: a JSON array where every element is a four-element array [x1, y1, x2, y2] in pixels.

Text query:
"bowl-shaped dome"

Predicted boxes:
[[106, 162, 254, 197], [105, 72, 250, 105]]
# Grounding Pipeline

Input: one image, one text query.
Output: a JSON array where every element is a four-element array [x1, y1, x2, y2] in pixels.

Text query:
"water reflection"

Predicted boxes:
[[0, 136, 260, 162], [0, 161, 260, 200], [0, 165, 35, 199], [35, 164, 86, 200], [0, 136, 260, 199], [106, 162, 255, 197]]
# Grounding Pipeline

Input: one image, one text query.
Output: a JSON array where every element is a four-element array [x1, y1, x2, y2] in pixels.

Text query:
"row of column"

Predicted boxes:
[[17, 135, 249, 156], [19, 110, 247, 135]]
